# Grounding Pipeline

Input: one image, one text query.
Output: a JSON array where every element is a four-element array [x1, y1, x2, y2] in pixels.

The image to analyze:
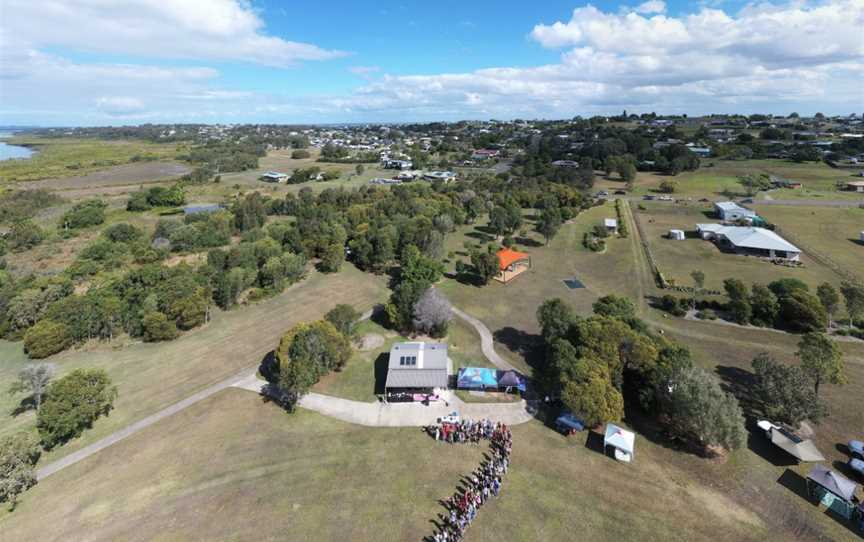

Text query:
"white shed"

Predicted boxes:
[[669, 229, 685, 240]]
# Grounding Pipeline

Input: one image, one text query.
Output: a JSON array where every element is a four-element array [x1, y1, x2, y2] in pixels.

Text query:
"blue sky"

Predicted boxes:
[[0, 0, 861, 125]]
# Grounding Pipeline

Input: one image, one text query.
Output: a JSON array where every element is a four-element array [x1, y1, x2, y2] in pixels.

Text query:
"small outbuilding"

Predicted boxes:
[[668, 229, 686, 240], [846, 180, 864, 192], [260, 171, 289, 183], [604, 218, 618, 234], [494, 248, 531, 284], [604, 423, 635, 463], [384, 342, 449, 401]]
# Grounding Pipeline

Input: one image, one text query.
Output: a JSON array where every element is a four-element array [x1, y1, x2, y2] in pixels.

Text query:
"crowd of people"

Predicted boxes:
[[425, 418, 513, 542]]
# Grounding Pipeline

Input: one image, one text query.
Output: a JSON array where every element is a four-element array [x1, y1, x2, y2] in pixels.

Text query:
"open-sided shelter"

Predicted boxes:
[[757, 422, 825, 462], [456, 367, 498, 390], [806, 464, 860, 520], [496, 370, 526, 393], [604, 423, 635, 463], [494, 248, 531, 283]]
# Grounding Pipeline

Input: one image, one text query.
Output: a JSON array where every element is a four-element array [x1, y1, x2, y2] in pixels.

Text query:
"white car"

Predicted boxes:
[[439, 412, 460, 424]]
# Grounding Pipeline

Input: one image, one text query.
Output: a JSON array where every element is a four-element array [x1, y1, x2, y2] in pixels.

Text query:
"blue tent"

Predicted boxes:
[[555, 412, 585, 433], [457, 367, 498, 389]]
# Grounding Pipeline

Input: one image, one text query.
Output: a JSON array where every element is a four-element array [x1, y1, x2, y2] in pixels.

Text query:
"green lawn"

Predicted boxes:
[[633, 201, 844, 292], [600, 159, 856, 200], [0, 137, 182, 183], [0, 388, 778, 542], [753, 204, 864, 283]]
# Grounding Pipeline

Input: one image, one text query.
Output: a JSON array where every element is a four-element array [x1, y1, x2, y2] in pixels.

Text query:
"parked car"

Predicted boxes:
[[850, 458, 864, 479], [850, 439, 864, 460], [596, 191, 609, 197], [614, 190, 626, 195], [438, 412, 460, 424]]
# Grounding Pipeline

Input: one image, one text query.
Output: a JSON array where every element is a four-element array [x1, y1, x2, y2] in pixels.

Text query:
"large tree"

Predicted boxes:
[[536, 206, 563, 245], [840, 281, 864, 328], [724, 278, 751, 324], [470, 247, 500, 286], [751, 353, 826, 426], [275, 320, 352, 409], [659, 367, 746, 454], [8, 362, 55, 411], [37, 369, 117, 449], [816, 282, 840, 327], [536, 298, 577, 344], [412, 288, 453, 338], [797, 332, 846, 396], [325, 304, 361, 339]]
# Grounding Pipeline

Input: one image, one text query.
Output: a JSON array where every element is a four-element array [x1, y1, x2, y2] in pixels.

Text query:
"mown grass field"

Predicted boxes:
[[0, 265, 389, 463], [633, 201, 844, 292], [753, 204, 864, 283], [595, 159, 859, 201], [0, 389, 781, 542], [0, 137, 183, 183]]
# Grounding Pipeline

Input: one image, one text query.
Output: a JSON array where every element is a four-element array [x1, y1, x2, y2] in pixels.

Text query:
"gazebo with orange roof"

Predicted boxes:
[[495, 247, 531, 283]]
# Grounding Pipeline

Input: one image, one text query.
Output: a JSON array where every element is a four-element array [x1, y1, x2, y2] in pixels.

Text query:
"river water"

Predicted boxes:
[[0, 134, 35, 160]]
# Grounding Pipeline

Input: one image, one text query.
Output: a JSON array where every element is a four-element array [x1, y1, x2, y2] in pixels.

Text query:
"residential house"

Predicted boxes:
[[697, 224, 801, 261]]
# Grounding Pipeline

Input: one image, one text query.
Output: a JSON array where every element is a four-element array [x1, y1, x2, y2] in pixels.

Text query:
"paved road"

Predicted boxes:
[[36, 366, 256, 481], [451, 307, 518, 372]]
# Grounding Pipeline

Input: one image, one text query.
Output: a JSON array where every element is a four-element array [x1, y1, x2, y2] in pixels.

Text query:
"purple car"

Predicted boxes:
[[850, 440, 864, 460], [850, 458, 864, 479]]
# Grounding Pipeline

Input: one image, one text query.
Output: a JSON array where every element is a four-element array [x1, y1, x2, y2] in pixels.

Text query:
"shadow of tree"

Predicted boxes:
[[11, 396, 36, 417], [374, 353, 389, 396], [715, 365, 761, 421], [514, 236, 543, 248], [493, 326, 544, 369]]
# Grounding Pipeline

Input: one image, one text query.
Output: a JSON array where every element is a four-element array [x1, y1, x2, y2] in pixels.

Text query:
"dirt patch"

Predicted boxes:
[[358, 333, 385, 351], [19, 161, 191, 192], [165, 253, 206, 268]]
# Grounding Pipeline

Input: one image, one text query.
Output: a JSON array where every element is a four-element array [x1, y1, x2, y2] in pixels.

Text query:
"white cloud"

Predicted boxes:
[[323, 0, 863, 120], [2, 0, 346, 67], [96, 97, 147, 116], [635, 1, 666, 14], [349, 66, 381, 77]]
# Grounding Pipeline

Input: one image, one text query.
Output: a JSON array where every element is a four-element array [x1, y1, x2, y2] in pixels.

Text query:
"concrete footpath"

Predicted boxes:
[[232, 374, 534, 427]]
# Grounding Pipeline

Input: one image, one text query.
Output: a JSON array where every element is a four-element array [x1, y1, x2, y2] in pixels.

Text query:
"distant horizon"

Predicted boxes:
[[1, 0, 861, 126], [1, 109, 861, 131]]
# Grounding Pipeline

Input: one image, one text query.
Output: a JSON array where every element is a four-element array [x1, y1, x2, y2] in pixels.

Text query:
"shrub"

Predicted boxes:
[[37, 369, 117, 449], [23, 320, 72, 359], [659, 294, 686, 317], [291, 149, 311, 159], [59, 200, 107, 229], [103, 223, 143, 243], [7, 220, 44, 251]]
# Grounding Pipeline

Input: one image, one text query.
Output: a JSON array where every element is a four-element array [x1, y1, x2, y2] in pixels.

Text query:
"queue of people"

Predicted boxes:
[[426, 419, 513, 542]]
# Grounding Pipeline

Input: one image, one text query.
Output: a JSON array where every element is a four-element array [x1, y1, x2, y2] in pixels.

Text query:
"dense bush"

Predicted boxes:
[[23, 320, 73, 359], [59, 200, 107, 229]]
